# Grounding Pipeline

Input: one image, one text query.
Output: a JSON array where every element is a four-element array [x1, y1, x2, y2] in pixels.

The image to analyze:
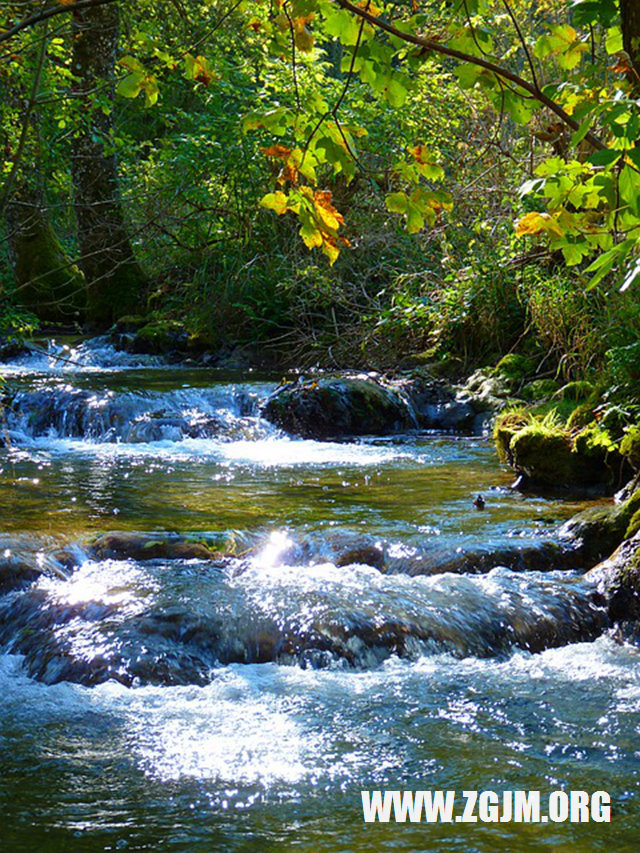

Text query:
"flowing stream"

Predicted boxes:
[[0, 338, 638, 852]]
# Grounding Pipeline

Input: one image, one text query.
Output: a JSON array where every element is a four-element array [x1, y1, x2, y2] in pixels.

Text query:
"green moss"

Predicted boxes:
[[520, 378, 559, 401], [134, 319, 186, 353], [625, 508, 640, 539], [573, 424, 617, 459], [620, 426, 640, 471], [554, 381, 595, 401], [567, 402, 597, 430], [493, 353, 534, 384], [493, 408, 532, 462], [494, 409, 626, 492], [12, 211, 86, 322], [510, 423, 575, 485]]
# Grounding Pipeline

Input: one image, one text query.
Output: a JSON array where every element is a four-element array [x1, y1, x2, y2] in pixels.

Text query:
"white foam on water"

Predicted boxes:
[[22, 434, 413, 467]]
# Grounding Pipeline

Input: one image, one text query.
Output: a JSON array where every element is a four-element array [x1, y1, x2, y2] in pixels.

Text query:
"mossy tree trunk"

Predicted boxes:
[[71, 3, 145, 325], [620, 0, 640, 86], [5, 187, 86, 322]]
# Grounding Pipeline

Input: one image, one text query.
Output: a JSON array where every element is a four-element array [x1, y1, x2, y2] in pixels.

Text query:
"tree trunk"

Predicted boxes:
[[5, 187, 86, 323], [71, 2, 145, 324], [620, 0, 640, 86]]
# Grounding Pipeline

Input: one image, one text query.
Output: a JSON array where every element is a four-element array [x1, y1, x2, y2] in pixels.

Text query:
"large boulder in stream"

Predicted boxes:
[[261, 372, 501, 438], [495, 414, 629, 496], [586, 530, 640, 622], [559, 489, 640, 567], [262, 376, 416, 439]]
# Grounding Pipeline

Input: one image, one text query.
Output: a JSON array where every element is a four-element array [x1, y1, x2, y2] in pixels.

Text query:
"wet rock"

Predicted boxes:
[[560, 490, 640, 566], [7, 387, 230, 443], [0, 336, 28, 362], [111, 319, 189, 356], [262, 376, 416, 439], [385, 540, 581, 577], [586, 530, 640, 622], [0, 556, 42, 593], [495, 416, 629, 496], [90, 532, 221, 562], [336, 545, 385, 571], [0, 556, 611, 687]]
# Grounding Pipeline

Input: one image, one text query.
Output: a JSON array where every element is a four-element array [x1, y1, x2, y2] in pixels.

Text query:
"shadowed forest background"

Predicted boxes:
[[1, 0, 639, 380]]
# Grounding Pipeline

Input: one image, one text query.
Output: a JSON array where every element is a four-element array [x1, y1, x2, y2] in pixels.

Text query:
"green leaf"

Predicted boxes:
[[619, 166, 640, 216], [385, 192, 409, 215], [605, 26, 623, 55], [324, 10, 361, 46], [585, 238, 636, 288], [116, 72, 144, 100]]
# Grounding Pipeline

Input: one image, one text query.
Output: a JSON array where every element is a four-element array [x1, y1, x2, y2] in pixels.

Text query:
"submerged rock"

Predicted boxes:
[[262, 376, 417, 439], [90, 532, 227, 562], [336, 545, 385, 571], [384, 540, 581, 577], [0, 556, 42, 593], [0, 551, 611, 688]]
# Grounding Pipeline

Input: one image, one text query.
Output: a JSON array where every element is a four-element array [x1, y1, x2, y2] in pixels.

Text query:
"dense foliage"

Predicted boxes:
[[0, 0, 639, 380]]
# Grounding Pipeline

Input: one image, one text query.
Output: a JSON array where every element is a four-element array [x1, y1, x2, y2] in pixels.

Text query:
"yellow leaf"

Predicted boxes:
[[312, 190, 344, 230], [300, 223, 323, 249], [260, 191, 289, 215], [515, 211, 549, 236], [515, 211, 563, 238]]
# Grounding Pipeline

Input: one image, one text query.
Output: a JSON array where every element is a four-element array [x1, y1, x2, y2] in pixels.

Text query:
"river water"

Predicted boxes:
[[0, 339, 638, 852]]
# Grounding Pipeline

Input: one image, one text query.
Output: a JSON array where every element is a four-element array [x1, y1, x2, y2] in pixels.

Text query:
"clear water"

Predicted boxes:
[[0, 339, 637, 852]]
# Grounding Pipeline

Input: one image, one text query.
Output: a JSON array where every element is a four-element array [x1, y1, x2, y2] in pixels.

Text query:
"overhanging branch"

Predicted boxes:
[[332, 0, 607, 151], [0, 0, 119, 47]]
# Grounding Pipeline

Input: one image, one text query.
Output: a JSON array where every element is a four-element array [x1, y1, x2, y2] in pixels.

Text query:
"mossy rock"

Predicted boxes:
[[262, 376, 416, 439], [496, 410, 629, 494], [585, 529, 640, 622], [573, 424, 618, 460], [187, 330, 216, 353], [493, 409, 532, 463], [561, 489, 640, 565], [402, 355, 465, 379], [626, 508, 640, 539], [132, 320, 188, 354], [567, 402, 598, 431], [397, 348, 438, 369], [510, 426, 577, 486], [112, 315, 148, 334], [493, 354, 534, 384], [621, 425, 640, 471], [90, 532, 230, 561], [520, 379, 559, 402]]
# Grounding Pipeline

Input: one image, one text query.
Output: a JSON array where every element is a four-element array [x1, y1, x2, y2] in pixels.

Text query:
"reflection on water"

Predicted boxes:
[[0, 345, 637, 852]]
